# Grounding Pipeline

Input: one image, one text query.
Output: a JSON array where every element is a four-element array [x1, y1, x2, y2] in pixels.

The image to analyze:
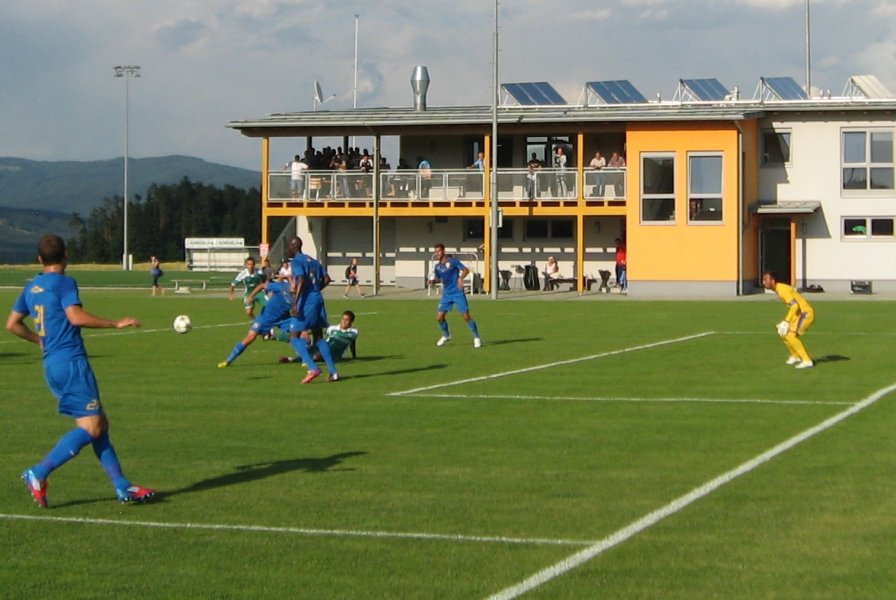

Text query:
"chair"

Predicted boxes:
[[510, 265, 525, 290]]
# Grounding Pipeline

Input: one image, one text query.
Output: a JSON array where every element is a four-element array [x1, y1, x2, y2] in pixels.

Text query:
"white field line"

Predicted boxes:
[[486, 381, 896, 600], [388, 332, 715, 397], [0, 513, 594, 547], [403, 393, 853, 406]]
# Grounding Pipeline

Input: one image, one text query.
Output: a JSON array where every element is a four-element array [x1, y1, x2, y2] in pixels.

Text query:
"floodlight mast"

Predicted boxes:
[[114, 65, 140, 271]]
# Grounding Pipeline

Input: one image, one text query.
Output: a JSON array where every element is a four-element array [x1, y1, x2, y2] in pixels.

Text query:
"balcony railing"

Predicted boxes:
[[268, 168, 626, 203]]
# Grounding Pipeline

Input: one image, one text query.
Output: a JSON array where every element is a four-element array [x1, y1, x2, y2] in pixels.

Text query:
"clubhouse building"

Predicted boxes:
[[227, 71, 896, 296]]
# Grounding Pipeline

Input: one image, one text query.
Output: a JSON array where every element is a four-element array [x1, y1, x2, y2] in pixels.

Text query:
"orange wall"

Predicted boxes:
[[626, 122, 743, 282]]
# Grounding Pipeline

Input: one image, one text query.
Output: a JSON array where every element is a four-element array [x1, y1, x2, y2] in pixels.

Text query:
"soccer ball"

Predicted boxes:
[[173, 314, 192, 334]]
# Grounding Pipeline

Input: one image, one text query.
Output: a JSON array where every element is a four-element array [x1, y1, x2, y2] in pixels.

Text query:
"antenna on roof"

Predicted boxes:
[[313, 81, 335, 110]]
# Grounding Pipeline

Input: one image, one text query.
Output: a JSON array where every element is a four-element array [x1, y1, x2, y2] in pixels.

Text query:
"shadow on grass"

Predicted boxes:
[[815, 354, 850, 364], [478, 337, 542, 346], [48, 452, 369, 508], [164, 451, 369, 499], [343, 363, 449, 380]]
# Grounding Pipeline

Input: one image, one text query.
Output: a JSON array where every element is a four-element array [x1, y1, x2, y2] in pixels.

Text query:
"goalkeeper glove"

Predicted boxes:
[[776, 321, 790, 337]]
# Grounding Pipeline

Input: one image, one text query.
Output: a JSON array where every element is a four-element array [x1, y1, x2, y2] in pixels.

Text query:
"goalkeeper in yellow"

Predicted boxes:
[[762, 271, 815, 369]]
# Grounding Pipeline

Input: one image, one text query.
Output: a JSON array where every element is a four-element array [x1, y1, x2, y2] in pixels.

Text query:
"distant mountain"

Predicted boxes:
[[0, 155, 260, 215], [0, 156, 260, 263]]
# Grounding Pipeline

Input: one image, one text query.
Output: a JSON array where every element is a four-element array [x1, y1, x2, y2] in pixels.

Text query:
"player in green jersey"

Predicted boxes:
[[228, 256, 268, 319], [279, 310, 358, 370]]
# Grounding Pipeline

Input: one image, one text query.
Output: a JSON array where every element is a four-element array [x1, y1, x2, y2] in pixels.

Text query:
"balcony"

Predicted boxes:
[[267, 168, 626, 210]]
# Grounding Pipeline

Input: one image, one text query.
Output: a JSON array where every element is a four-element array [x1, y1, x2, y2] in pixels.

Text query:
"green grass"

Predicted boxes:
[[0, 290, 894, 599]]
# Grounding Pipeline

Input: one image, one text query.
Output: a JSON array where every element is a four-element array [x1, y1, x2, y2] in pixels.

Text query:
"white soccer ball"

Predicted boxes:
[[173, 314, 192, 334]]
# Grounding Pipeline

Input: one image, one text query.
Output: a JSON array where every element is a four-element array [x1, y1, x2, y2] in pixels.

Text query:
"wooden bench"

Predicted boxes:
[[546, 277, 578, 291]]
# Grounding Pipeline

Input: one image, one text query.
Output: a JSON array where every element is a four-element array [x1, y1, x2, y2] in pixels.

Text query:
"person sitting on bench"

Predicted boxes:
[[543, 256, 562, 290]]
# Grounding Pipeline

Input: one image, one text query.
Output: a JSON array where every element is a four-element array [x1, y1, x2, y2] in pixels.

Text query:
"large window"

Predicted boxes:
[[842, 217, 895, 239], [524, 218, 574, 239], [688, 154, 723, 223], [761, 130, 791, 166], [641, 154, 675, 223], [463, 218, 514, 241], [842, 129, 894, 191]]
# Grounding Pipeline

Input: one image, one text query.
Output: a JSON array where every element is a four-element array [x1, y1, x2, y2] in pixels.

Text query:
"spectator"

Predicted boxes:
[[543, 256, 562, 290], [417, 156, 433, 199], [615, 238, 627, 291], [553, 146, 568, 196], [526, 152, 543, 200], [589, 151, 607, 197], [289, 155, 308, 199], [343, 257, 366, 298], [150, 255, 164, 296]]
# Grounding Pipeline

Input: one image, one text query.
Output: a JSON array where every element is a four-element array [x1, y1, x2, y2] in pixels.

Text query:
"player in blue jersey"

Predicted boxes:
[[218, 279, 297, 368], [286, 237, 338, 383], [5, 234, 155, 507], [429, 243, 482, 348]]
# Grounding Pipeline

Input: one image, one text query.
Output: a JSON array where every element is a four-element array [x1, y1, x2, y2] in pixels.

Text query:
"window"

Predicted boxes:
[[641, 154, 675, 223], [463, 218, 514, 240], [523, 218, 574, 239], [842, 129, 895, 191], [688, 154, 723, 223], [841, 217, 896, 239], [761, 130, 791, 166]]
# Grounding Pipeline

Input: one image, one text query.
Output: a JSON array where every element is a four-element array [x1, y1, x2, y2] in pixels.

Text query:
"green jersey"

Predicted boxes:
[[326, 325, 359, 359], [232, 269, 266, 295]]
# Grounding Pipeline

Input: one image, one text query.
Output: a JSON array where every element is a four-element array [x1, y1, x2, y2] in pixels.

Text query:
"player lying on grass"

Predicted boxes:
[[280, 310, 359, 365], [218, 279, 296, 368], [7, 234, 155, 507]]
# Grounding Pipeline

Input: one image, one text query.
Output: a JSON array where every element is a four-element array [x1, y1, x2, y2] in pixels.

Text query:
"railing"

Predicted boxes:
[[267, 168, 626, 202]]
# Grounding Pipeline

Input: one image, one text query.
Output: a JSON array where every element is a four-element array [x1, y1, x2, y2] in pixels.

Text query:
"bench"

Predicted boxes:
[[546, 277, 578, 291]]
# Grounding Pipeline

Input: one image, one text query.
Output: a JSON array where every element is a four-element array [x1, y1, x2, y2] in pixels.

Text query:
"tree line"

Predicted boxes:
[[67, 177, 261, 263]]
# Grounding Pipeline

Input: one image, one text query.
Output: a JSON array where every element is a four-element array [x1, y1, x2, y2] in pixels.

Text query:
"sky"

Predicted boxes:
[[2, 0, 895, 172]]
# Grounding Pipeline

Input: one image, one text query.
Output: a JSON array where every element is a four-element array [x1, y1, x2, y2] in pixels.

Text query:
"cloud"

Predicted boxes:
[[154, 19, 207, 51]]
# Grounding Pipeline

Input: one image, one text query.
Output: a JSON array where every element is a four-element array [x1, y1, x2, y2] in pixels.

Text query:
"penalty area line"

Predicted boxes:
[[401, 393, 853, 407], [0, 514, 594, 548], [388, 332, 715, 397], [485, 381, 896, 600]]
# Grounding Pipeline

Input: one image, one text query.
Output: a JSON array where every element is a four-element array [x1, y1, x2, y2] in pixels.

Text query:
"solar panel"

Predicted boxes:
[[680, 79, 729, 101], [763, 77, 808, 100], [501, 82, 566, 105], [845, 75, 893, 99], [587, 80, 648, 104]]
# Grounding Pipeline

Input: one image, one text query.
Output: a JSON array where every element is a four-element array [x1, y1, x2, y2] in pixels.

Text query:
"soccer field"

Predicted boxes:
[[1, 289, 894, 599]]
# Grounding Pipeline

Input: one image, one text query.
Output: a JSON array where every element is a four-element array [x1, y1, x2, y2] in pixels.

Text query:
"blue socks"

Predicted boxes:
[[290, 336, 317, 371], [32, 427, 93, 480], [92, 431, 131, 491], [438, 320, 450, 337], [225, 342, 246, 365], [316, 339, 337, 375], [468, 319, 480, 338]]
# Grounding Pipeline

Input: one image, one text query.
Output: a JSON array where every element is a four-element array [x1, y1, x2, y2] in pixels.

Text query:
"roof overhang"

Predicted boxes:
[[752, 200, 821, 215]]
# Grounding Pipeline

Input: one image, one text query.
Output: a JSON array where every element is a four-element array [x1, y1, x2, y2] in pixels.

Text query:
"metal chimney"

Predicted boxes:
[[411, 65, 430, 111]]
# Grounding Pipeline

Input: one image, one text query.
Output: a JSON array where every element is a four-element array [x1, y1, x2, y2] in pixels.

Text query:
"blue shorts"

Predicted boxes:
[[252, 313, 290, 336], [438, 289, 469, 314], [300, 297, 329, 331], [44, 357, 104, 417]]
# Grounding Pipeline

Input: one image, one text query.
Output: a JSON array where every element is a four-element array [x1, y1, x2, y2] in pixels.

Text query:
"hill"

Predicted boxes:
[[0, 156, 261, 263], [0, 155, 260, 215]]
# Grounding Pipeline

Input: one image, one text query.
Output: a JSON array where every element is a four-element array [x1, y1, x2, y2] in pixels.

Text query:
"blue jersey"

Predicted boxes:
[[434, 257, 467, 295], [13, 272, 87, 363], [260, 280, 292, 320], [291, 253, 328, 309]]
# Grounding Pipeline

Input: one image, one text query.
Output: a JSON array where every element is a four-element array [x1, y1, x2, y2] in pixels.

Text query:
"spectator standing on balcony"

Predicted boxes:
[[417, 156, 433, 199], [526, 152, 543, 200], [289, 155, 308, 199], [589, 151, 607, 197], [608, 152, 626, 167], [553, 146, 568, 196]]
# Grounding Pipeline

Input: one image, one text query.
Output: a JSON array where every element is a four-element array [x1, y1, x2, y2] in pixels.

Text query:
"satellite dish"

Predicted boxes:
[[313, 81, 335, 110]]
